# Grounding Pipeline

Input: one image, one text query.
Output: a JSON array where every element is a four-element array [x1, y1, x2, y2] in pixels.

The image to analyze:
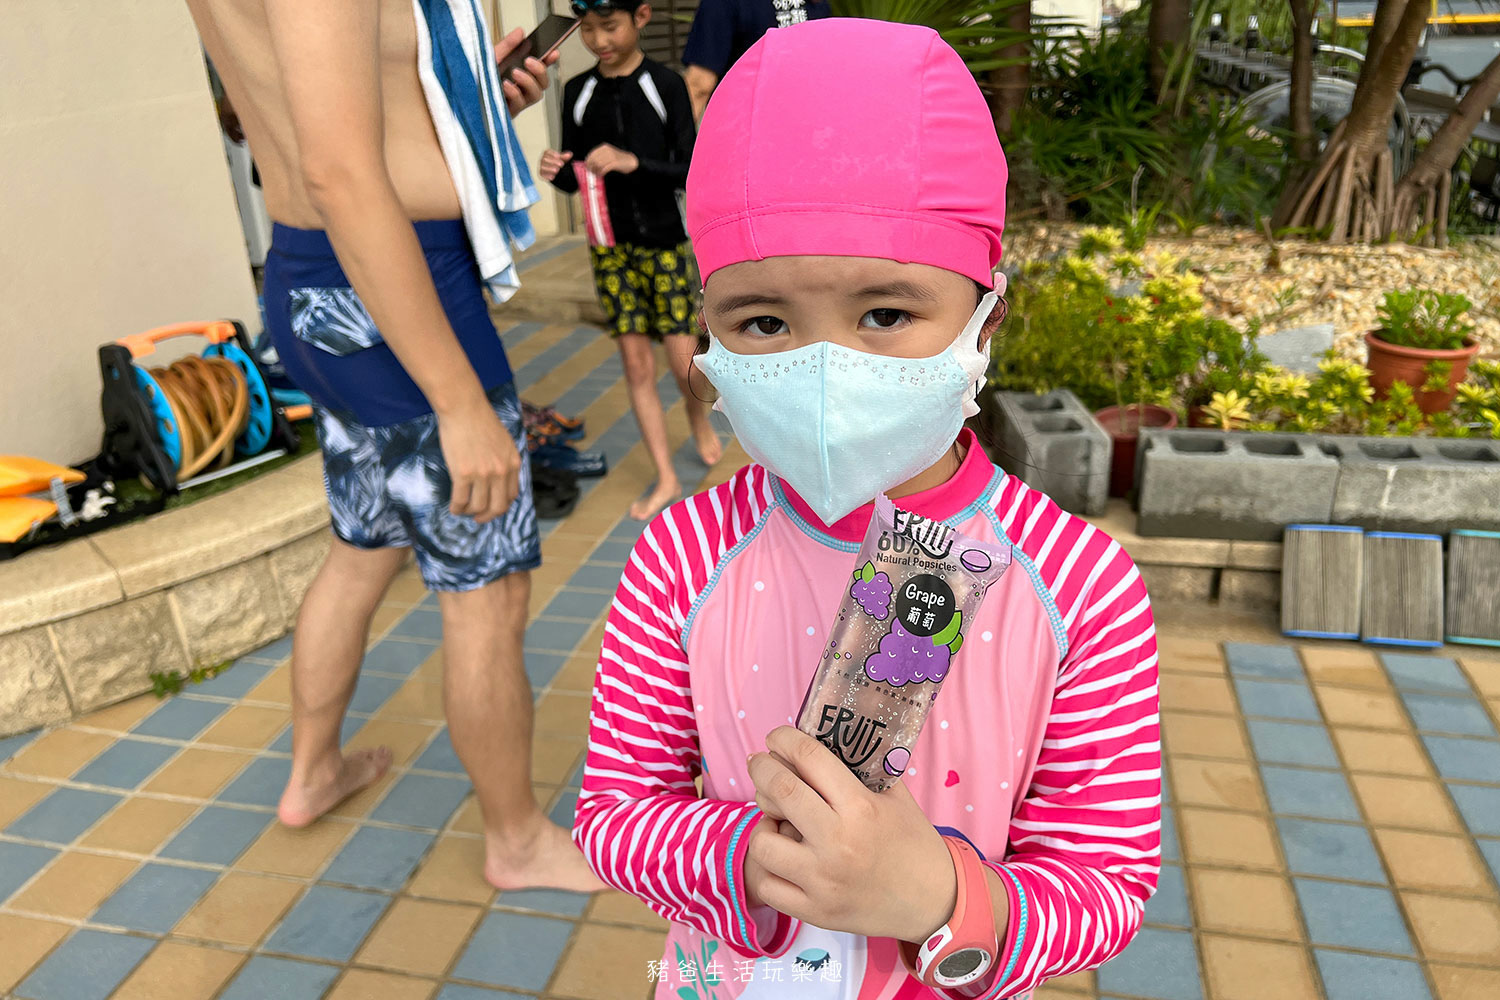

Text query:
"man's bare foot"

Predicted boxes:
[[691, 417, 723, 467], [629, 480, 680, 521], [277, 747, 392, 828], [485, 820, 608, 893]]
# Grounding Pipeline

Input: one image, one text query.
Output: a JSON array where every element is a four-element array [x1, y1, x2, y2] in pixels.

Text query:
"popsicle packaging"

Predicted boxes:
[[796, 496, 1012, 792]]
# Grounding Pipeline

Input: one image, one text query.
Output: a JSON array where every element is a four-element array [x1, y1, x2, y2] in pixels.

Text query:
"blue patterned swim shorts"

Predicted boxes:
[[313, 382, 540, 592]]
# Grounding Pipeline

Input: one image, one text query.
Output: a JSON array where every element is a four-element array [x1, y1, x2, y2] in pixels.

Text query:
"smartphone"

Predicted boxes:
[[497, 14, 580, 85]]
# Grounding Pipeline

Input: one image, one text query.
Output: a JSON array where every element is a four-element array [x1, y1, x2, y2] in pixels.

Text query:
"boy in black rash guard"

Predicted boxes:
[[540, 0, 718, 521]]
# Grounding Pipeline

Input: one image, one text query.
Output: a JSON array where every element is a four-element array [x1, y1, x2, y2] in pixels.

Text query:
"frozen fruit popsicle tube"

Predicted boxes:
[[796, 495, 1012, 792]]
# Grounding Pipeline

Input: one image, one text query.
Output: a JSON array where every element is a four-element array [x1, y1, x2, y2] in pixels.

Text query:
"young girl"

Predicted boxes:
[[573, 18, 1161, 999]]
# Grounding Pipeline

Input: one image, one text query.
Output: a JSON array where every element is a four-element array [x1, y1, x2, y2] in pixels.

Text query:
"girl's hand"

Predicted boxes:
[[586, 143, 639, 176], [539, 149, 573, 182], [744, 727, 957, 943]]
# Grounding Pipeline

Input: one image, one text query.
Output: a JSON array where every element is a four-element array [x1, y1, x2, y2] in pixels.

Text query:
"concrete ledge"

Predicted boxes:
[[0, 454, 329, 738]]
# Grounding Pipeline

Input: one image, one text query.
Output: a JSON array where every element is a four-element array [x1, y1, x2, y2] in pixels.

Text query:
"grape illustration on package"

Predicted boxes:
[[796, 496, 1012, 792]]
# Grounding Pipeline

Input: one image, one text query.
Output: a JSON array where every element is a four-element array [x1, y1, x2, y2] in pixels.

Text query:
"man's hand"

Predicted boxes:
[[539, 149, 574, 183], [437, 398, 522, 522], [744, 727, 957, 944], [496, 26, 559, 116], [585, 143, 639, 177]]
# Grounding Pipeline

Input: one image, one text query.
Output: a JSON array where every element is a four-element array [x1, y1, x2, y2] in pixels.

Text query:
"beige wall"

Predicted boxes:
[[0, 0, 261, 466]]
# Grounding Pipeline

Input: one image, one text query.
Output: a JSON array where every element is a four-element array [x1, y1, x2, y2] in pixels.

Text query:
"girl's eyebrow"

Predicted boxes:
[[849, 280, 938, 303], [715, 292, 788, 312]]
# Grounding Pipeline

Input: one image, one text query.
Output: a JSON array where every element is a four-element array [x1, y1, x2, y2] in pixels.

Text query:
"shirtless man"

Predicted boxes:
[[186, 0, 603, 892]]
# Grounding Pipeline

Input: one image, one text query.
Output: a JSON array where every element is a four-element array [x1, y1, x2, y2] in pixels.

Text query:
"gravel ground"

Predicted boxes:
[[1004, 224, 1500, 359]]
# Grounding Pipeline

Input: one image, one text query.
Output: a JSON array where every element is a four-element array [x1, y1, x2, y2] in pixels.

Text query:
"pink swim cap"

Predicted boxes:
[[686, 18, 1007, 289]]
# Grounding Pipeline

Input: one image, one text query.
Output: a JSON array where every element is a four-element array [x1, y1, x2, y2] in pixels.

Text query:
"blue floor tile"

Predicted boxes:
[[71, 739, 179, 789], [1478, 837, 1500, 884], [568, 759, 585, 788], [1278, 818, 1386, 882], [452, 910, 573, 991], [1247, 720, 1341, 767], [1449, 783, 1500, 837], [217, 756, 292, 807], [347, 673, 404, 715], [363, 640, 434, 677], [542, 589, 612, 622], [609, 518, 650, 542], [1224, 642, 1304, 679], [132, 697, 231, 740], [5, 788, 122, 843], [0, 841, 59, 903], [1315, 949, 1431, 1000], [91, 862, 220, 933], [218, 956, 341, 1000], [1234, 678, 1321, 721], [413, 729, 466, 774], [321, 827, 435, 891], [264, 885, 390, 961], [1294, 879, 1412, 953], [566, 562, 624, 592], [391, 609, 444, 641], [369, 773, 471, 829], [494, 888, 592, 918], [524, 617, 592, 654], [1160, 806, 1180, 862], [269, 714, 363, 755], [1380, 653, 1472, 694], [550, 790, 579, 828], [1401, 692, 1497, 737], [0, 729, 40, 764], [13, 929, 154, 1000], [1096, 926, 1202, 1000], [525, 651, 570, 689], [1260, 765, 1362, 821], [185, 661, 274, 698], [436, 987, 530, 1000], [588, 539, 635, 564], [1142, 864, 1190, 928], [246, 634, 295, 663], [158, 806, 272, 865], [1422, 734, 1500, 783]]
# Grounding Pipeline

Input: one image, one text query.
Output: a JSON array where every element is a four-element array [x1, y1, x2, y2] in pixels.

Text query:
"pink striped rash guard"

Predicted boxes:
[[573, 430, 1161, 999]]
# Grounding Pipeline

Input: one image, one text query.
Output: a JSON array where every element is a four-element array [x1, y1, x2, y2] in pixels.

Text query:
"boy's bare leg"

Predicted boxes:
[[439, 571, 605, 892], [277, 538, 403, 827], [619, 332, 681, 520], [667, 334, 721, 467]]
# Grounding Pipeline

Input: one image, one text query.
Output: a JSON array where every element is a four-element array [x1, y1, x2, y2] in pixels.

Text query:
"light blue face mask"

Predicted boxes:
[[694, 291, 998, 525]]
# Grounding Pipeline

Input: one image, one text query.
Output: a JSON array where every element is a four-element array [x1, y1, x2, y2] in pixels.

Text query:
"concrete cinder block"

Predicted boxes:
[[991, 390, 1111, 516], [1137, 430, 1339, 541], [1137, 564, 1217, 604], [1221, 568, 1281, 611], [1323, 437, 1500, 535]]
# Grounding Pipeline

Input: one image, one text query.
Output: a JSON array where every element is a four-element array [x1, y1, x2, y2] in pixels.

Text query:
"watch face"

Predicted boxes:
[[935, 947, 992, 987]]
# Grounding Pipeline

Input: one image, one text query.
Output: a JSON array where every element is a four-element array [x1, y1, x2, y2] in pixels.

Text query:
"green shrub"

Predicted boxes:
[[1375, 290, 1476, 351]]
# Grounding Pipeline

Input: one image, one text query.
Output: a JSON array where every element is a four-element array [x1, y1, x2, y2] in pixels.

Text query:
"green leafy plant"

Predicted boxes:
[[1203, 390, 1253, 429], [149, 662, 229, 699], [1375, 290, 1476, 351], [830, 0, 1033, 74]]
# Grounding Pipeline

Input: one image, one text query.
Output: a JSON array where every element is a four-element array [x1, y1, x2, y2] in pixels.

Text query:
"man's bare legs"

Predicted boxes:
[[277, 538, 402, 827], [665, 333, 721, 468], [619, 332, 681, 520], [439, 570, 604, 893]]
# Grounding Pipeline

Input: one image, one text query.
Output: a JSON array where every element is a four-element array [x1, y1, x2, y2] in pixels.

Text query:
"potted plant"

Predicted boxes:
[[1366, 290, 1481, 415]]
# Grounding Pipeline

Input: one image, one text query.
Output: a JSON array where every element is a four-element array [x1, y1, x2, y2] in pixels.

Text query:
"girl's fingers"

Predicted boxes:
[[764, 726, 866, 813], [747, 821, 817, 886], [747, 751, 835, 842]]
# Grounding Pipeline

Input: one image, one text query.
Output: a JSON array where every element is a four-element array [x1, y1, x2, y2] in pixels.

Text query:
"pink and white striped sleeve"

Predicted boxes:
[[571, 506, 798, 958], [955, 496, 1162, 999]]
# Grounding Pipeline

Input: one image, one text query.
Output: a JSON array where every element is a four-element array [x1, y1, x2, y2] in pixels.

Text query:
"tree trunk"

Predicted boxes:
[[1148, 0, 1192, 101], [1273, 0, 1430, 234], [1389, 52, 1500, 244], [1288, 0, 1318, 164], [988, 5, 1031, 136]]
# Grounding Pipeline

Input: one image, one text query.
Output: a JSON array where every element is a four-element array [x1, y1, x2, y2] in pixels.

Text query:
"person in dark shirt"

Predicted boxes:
[[541, 0, 720, 520], [681, 0, 831, 119]]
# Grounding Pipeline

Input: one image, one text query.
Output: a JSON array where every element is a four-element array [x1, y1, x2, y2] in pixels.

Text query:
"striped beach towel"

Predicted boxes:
[[412, 0, 539, 302]]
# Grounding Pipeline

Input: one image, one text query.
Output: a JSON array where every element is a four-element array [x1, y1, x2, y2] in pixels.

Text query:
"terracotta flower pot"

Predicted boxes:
[[1365, 331, 1481, 415], [1094, 404, 1179, 498]]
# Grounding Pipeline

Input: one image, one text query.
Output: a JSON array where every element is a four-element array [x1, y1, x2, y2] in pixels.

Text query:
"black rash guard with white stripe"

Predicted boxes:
[[548, 58, 697, 249]]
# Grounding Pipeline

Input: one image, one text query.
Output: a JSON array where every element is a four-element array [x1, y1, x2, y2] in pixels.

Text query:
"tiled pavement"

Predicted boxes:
[[3, 319, 1500, 999]]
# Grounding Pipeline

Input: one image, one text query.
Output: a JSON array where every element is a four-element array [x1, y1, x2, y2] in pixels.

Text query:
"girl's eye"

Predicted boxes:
[[860, 309, 909, 330], [741, 316, 789, 336]]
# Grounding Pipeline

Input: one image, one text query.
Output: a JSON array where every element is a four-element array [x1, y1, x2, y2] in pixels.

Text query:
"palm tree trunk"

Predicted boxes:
[[988, 5, 1031, 136], [1288, 0, 1318, 164], [1148, 0, 1192, 101]]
